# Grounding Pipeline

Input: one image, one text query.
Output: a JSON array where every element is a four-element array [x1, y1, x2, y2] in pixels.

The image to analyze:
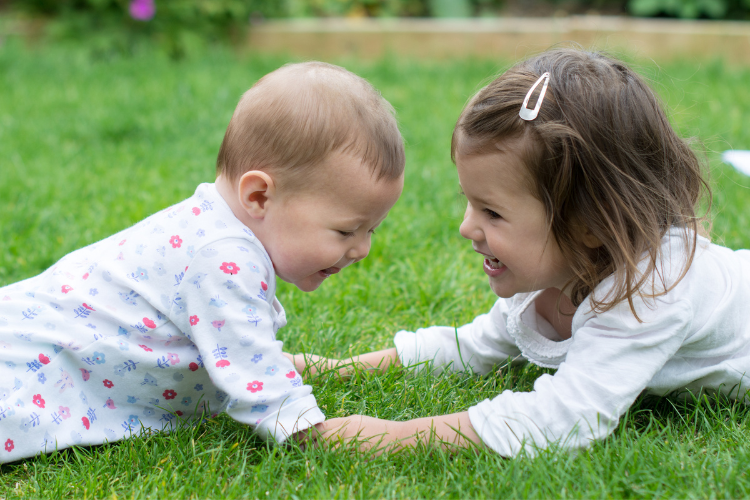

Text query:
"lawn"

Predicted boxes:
[[1, 36, 750, 498]]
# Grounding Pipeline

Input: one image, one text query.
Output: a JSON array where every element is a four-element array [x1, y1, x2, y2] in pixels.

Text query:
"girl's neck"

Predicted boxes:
[[535, 288, 577, 340]]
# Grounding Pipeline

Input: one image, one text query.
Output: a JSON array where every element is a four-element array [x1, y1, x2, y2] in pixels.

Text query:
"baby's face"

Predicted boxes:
[[261, 151, 403, 292]]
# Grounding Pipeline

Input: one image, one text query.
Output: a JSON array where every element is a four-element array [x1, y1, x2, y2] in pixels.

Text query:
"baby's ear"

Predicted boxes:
[[238, 170, 276, 219]]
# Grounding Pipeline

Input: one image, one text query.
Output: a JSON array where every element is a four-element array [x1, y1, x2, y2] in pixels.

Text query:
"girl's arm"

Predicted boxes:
[[286, 347, 401, 378], [312, 412, 482, 453], [288, 297, 522, 379]]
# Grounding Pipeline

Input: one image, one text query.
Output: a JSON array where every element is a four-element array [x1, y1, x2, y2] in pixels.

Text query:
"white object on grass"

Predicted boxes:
[[722, 150, 750, 177]]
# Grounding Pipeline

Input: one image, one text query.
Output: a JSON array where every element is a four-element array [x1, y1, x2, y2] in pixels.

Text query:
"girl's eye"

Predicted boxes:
[[483, 208, 501, 220], [338, 230, 355, 237]]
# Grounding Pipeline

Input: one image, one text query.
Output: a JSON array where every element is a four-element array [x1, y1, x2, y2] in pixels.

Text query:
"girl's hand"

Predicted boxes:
[[312, 411, 483, 455], [313, 415, 405, 453], [284, 348, 402, 379], [283, 353, 341, 377]]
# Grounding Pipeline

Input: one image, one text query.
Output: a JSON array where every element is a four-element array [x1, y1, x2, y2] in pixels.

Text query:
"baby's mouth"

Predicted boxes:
[[319, 267, 341, 278]]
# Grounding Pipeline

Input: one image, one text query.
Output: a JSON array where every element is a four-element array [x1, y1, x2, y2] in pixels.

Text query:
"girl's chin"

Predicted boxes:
[[489, 282, 512, 298]]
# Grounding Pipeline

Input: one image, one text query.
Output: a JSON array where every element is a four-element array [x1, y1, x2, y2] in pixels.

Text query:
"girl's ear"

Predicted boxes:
[[580, 225, 603, 249], [238, 170, 277, 219]]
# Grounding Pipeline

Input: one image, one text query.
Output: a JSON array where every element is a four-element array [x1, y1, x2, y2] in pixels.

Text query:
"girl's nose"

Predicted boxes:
[[459, 204, 483, 242]]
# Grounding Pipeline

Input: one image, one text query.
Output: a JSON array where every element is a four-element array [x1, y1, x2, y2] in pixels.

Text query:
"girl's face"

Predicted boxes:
[[456, 143, 574, 298]]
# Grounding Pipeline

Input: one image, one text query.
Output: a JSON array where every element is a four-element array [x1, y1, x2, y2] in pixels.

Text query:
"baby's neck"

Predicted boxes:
[[214, 175, 255, 229]]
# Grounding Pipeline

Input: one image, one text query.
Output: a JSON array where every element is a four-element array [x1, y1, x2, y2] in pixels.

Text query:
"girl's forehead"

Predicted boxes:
[[457, 149, 529, 197]]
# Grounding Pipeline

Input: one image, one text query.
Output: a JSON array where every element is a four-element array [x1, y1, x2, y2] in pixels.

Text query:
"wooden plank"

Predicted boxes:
[[247, 17, 750, 64]]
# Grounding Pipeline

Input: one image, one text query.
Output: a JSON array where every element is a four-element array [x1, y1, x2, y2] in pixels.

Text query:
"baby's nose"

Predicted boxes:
[[347, 238, 371, 262]]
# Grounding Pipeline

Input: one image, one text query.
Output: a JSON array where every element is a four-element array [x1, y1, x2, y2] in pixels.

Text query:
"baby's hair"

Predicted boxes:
[[216, 61, 405, 190], [452, 48, 711, 317]]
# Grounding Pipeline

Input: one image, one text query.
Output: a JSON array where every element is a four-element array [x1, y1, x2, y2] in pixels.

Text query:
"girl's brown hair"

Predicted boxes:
[[452, 48, 711, 318]]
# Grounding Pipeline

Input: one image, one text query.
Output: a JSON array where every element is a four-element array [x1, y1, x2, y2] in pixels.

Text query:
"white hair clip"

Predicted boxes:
[[519, 72, 550, 121]]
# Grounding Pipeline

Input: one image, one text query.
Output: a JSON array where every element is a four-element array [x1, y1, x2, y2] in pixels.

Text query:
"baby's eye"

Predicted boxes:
[[338, 230, 355, 237], [483, 208, 501, 220]]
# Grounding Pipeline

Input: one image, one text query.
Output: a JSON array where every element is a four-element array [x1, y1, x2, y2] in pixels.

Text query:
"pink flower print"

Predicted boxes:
[[143, 317, 156, 329], [189, 362, 199, 372], [189, 315, 199, 326], [79, 368, 91, 381], [285, 371, 296, 379], [104, 398, 116, 409], [103, 379, 114, 388], [82, 417, 90, 430], [119, 239, 126, 246], [247, 381, 263, 393], [38, 353, 50, 365], [175, 410, 184, 417], [82, 273, 89, 280], [61, 285, 73, 294], [211, 320, 225, 331], [163, 389, 177, 400], [220, 262, 240, 275], [215, 360, 230, 368], [4, 439, 13, 452], [139, 344, 153, 352], [192, 207, 201, 216], [169, 235, 183, 248], [32, 394, 45, 408], [261, 281, 268, 292], [59, 406, 71, 420], [166, 353, 180, 365]]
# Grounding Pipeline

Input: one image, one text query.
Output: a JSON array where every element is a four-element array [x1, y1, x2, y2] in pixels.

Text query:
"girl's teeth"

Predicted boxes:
[[487, 258, 503, 269]]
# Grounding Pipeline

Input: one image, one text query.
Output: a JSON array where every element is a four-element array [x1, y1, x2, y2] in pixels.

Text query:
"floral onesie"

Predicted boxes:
[[0, 183, 325, 462]]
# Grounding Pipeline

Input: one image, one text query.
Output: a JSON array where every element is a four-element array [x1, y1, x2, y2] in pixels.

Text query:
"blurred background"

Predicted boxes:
[[1, 0, 749, 61]]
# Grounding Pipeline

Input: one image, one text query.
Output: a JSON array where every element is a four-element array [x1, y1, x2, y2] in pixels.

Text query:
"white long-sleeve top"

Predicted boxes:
[[394, 230, 750, 457]]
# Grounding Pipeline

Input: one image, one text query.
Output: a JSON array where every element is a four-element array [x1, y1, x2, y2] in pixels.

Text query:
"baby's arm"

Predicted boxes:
[[177, 241, 324, 441], [312, 412, 482, 453], [286, 348, 400, 378]]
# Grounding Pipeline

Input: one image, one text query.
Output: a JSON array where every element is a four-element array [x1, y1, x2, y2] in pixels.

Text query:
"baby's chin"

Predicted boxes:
[[278, 274, 325, 293]]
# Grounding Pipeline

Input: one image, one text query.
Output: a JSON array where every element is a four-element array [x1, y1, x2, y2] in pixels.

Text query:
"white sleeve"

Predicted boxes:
[[172, 239, 324, 442], [468, 297, 694, 457], [394, 298, 522, 375]]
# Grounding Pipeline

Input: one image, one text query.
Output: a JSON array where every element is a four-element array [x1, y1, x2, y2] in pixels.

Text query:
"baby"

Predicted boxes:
[[0, 62, 404, 462]]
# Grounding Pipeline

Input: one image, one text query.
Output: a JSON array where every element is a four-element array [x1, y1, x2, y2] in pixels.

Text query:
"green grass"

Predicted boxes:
[[2, 37, 750, 498]]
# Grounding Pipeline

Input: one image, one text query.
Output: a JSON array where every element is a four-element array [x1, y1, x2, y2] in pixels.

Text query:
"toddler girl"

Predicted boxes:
[[0, 61, 404, 462], [291, 48, 750, 457]]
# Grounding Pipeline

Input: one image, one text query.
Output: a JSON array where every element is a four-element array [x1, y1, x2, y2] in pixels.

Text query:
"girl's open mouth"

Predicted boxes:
[[483, 258, 506, 277]]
